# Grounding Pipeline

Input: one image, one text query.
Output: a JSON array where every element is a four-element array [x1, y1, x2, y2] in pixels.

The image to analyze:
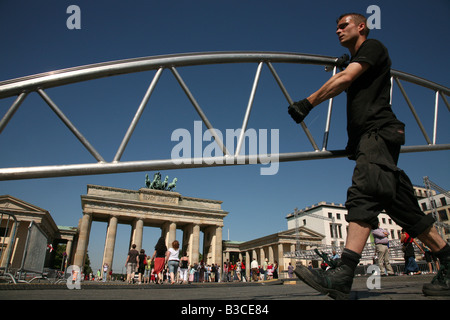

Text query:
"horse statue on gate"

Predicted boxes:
[[167, 178, 177, 191], [145, 172, 178, 192]]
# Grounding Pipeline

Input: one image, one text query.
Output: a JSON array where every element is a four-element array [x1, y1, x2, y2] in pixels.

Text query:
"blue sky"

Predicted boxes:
[[0, 0, 449, 273]]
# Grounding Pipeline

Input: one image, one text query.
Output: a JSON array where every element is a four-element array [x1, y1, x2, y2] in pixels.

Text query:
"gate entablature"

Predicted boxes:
[[81, 184, 227, 226]]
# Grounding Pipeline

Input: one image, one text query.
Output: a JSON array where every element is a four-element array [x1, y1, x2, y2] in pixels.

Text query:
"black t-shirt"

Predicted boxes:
[[346, 39, 399, 152]]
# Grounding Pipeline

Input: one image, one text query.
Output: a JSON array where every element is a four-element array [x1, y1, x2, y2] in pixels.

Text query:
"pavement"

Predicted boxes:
[[0, 273, 448, 301], [1, 273, 448, 318]]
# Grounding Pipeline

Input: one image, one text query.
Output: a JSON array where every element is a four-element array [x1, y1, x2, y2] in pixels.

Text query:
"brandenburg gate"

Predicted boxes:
[[73, 184, 228, 272]]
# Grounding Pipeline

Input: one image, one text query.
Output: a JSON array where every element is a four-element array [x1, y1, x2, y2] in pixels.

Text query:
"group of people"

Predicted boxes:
[[125, 237, 184, 284], [124, 238, 283, 284], [249, 258, 279, 282], [373, 225, 440, 276], [124, 238, 224, 284]]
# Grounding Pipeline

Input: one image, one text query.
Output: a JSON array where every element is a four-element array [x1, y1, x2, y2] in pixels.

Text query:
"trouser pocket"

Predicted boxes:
[[364, 161, 399, 202]]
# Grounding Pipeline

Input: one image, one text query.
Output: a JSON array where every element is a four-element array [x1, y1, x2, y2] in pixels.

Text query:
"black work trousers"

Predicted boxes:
[[345, 126, 435, 238]]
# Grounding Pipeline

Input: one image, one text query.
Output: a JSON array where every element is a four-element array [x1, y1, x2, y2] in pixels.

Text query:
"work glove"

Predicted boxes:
[[288, 99, 313, 123]]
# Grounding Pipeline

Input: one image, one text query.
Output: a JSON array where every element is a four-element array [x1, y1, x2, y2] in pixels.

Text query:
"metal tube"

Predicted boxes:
[[0, 92, 28, 134], [394, 78, 432, 145], [433, 91, 439, 145], [0, 52, 339, 99], [170, 67, 231, 156], [440, 91, 450, 112], [266, 62, 320, 151], [0, 144, 448, 181], [37, 89, 105, 162], [235, 62, 263, 156], [113, 68, 163, 162], [0, 52, 448, 100], [322, 66, 337, 151]]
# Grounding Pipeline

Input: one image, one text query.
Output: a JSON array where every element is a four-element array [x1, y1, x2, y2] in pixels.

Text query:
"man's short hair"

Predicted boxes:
[[337, 13, 370, 37]]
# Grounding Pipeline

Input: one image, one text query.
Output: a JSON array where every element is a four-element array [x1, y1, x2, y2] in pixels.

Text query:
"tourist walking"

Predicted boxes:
[[151, 237, 167, 284], [401, 230, 425, 275], [102, 263, 108, 282], [143, 256, 151, 284], [179, 252, 189, 284], [137, 249, 146, 284], [166, 240, 180, 284], [251, 258, 259, 282], [372, 224, 395, 276], [125, 244, 139, 284]]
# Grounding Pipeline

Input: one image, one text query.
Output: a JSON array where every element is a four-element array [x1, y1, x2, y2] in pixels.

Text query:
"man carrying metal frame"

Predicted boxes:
[[288, 12, 450, 299]]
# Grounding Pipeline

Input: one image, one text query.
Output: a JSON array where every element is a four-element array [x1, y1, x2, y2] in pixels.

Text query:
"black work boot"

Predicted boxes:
[[294, 261, 354, 300], [422, 255, 450, 296]]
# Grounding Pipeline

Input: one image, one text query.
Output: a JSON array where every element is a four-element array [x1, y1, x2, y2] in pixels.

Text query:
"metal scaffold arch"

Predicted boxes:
[[0, 51, 449, 180]]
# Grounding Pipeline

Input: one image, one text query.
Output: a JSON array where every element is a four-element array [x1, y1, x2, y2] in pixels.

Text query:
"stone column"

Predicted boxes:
[[252, 249, 258, 264], [191, 224, 200, 264], [162, 222, 177, 249], [130, 218, 144, 251], [245, 251, 251, 280], [214, 226, 223, 267], [268, 245, 274, 264], [168, 222, 177, 248], [73, 213, 92, 269], [65, 240, 73, 267], [102, 215, 118, 274], [277, 243, 284, 272], [259, 247, 266, 265], [203, 226, 215, 265], [182, 224, 193, 258]]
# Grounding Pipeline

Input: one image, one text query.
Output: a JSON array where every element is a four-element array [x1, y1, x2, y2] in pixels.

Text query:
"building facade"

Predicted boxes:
[[285, 201, 404, 251], [418, 192, 450, 242], [0, 195, 77, 273]]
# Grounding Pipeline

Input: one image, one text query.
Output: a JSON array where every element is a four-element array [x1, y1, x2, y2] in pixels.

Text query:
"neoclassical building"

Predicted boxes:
[[222, 227, 323, 279], [0, 195, 77, 273], [73, 184, 228, 274]]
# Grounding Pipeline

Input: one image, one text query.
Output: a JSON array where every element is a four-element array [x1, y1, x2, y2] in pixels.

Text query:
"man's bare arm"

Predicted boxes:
[[307, 61, 370, 107]]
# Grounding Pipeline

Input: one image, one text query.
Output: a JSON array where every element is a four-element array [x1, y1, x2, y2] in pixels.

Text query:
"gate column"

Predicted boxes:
[[215, 226, 223, 267], [191, 224, 200, 265], [130, 218, 144, 251], [73, 213, 92, 269], [102, 215, 118, 274]]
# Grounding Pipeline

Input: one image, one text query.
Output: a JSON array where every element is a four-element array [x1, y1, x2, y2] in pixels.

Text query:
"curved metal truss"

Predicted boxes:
[[0, 51, 449, 180]]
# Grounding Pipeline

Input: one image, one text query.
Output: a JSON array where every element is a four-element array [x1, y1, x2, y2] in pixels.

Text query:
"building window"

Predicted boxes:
[[382, 218, 386, 224], [336, 213, 341, 220], [438, 210, 448, 221], [328, 212, 333, 219], [440, 197, 447, 206], [330, 224, 343, 239], [390, 230, 395, 239], [421, 203, 427, 211], [303, 219, 306, 226]]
